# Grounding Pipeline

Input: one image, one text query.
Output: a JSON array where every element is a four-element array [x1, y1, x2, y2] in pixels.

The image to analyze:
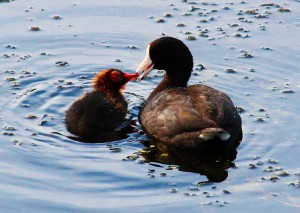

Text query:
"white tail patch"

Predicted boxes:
[[219, 132, 230, 141], [199, 128, 231, 141]]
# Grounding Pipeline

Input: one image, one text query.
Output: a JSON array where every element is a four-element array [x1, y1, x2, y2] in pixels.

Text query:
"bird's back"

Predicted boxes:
[[140, 84, 242, 149]]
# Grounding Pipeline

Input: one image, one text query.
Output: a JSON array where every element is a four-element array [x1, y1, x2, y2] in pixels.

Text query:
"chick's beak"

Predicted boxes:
[[123, 72, 140, 82], [135, 44, 154, 81]]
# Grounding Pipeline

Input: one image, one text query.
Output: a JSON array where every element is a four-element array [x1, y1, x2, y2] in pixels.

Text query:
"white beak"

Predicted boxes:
[[135, 45, 154, 80]]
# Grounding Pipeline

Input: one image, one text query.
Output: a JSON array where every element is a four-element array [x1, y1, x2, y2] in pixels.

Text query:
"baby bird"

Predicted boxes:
[[65, 69, 138, 141]]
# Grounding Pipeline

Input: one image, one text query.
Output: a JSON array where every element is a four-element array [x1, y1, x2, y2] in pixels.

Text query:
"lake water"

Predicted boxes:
[[0, 0, 299, 212]]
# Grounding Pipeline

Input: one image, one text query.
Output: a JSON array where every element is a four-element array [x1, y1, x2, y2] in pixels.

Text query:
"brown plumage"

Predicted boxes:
[[136, 37, 242, 151], [65, 69, 138, 141]]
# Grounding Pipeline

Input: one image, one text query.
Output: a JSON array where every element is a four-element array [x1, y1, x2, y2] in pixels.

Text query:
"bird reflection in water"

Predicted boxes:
[[139, 140, 238, 183], [54, 119, 138, 143]]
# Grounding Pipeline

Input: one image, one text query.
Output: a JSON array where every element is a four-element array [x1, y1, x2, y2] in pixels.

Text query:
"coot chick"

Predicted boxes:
[[136, 37, 242, 151], [65, 69, 139, 141]]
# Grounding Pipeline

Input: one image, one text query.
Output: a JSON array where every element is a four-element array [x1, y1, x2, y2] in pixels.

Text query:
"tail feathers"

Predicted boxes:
[[199, 128, 230, 141]]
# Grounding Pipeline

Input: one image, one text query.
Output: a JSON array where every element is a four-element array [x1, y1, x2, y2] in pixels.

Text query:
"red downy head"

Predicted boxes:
[[92, 69, 139, 92]]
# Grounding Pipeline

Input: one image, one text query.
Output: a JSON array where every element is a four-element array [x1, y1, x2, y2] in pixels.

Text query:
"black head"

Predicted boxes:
[[136, 36, 193, 87]]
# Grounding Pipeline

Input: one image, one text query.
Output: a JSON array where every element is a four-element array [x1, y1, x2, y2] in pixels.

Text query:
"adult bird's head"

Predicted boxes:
[[136, 36, 193, 87]]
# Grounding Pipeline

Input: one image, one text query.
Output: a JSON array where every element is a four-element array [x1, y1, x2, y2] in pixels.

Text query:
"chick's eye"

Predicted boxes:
[[109, 70, 123, 83]]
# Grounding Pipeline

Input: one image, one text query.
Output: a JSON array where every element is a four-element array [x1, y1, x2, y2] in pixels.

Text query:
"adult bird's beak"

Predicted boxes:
[[135, 45, 154, 81]]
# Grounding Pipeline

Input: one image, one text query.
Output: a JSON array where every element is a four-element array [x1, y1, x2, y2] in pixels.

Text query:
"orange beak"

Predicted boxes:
[[123, 72, 139, 82]]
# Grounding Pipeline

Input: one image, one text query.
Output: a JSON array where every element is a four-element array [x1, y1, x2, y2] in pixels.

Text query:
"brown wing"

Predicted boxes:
[[140, 84, 242, 144]]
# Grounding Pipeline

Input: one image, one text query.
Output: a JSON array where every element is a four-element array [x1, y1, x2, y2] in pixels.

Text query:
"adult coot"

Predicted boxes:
[[65, 69, 138, 141], [136, 37, 242, 151]]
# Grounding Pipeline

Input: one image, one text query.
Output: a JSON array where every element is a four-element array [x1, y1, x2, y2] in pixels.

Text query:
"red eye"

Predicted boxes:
[[109, 70, 123, 83]]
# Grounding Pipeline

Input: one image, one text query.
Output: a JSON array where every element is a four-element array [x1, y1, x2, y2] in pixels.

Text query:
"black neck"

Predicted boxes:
[[147, 71, 189, 101]]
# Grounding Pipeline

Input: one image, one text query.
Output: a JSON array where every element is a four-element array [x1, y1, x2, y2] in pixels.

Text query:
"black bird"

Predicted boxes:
[[136, 37, 242, 151], [65, 69, 138, 141]]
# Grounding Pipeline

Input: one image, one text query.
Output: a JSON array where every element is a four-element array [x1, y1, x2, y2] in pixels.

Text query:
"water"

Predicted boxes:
[[0, 0, 300, 212]]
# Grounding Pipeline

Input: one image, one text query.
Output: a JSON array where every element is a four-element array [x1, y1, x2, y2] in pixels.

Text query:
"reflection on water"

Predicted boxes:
[[140, 140, 237, 183], [53, 120, 138, 143], [0, 0, 14, 3]]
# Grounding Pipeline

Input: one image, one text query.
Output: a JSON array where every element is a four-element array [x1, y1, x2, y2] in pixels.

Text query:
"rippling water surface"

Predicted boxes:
[[0, 0, 300, 212]]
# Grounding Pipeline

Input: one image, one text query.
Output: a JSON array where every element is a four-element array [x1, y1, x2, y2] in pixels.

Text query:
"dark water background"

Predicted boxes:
[[0, 0, 299, 212]]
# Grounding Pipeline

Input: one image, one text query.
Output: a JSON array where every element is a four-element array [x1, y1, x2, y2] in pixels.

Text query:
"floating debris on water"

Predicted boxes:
[[246, 9, 258, 15], [256, 117, 265, 122], [123, 155, 139, 161], [160, 173, 167, 177], [183, 12, 193, 16], [260, 3, 278, 7], [170, 188, 178, 193], [78, 75, 87, 79], [255, 14, 269, 19], [282, 90, 295, 94], [262, 47, 273, 51], [278, 7, 291, 12], [239, 50, 254, 58], [264, 166, 274, 172], [164, 13, 172, 17], [257, 161, 264, 166], [196, 64, 205, 71], [4, 126, 16, 131], [188, 187, 200, 191], [5, 44, 16, 49], [222, 189, 231, 194], [109, 147, 122, 152], [155, 18, 165, 23], [190, 6, 200, 12], [289, 182, 300, 188], [30, 26, 40, 31], [166, 165, 178, 170], [277, 171, 290, 177], [12, 139, 23, 146], [177, 23, 186, 27], [269, 176, 279, 182], [55, 61, 69, 67], [52, 15, 62, 20], [127, 45, 138, 49], [3, 132, 14, 136], [267, 159, 278, 164], [186, 35, 196, 40], [26, 115, 38, 119], [39, 120, 47, 126], [6, 77, 16, 82], [226, 68, 237, 73], [236, 106, 245, 113], [148, 169, 155, 173]]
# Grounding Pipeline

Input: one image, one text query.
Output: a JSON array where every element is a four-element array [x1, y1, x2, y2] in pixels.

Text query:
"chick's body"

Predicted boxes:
[[65, 69, 138, 141], [65, 91, 127, 139]]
